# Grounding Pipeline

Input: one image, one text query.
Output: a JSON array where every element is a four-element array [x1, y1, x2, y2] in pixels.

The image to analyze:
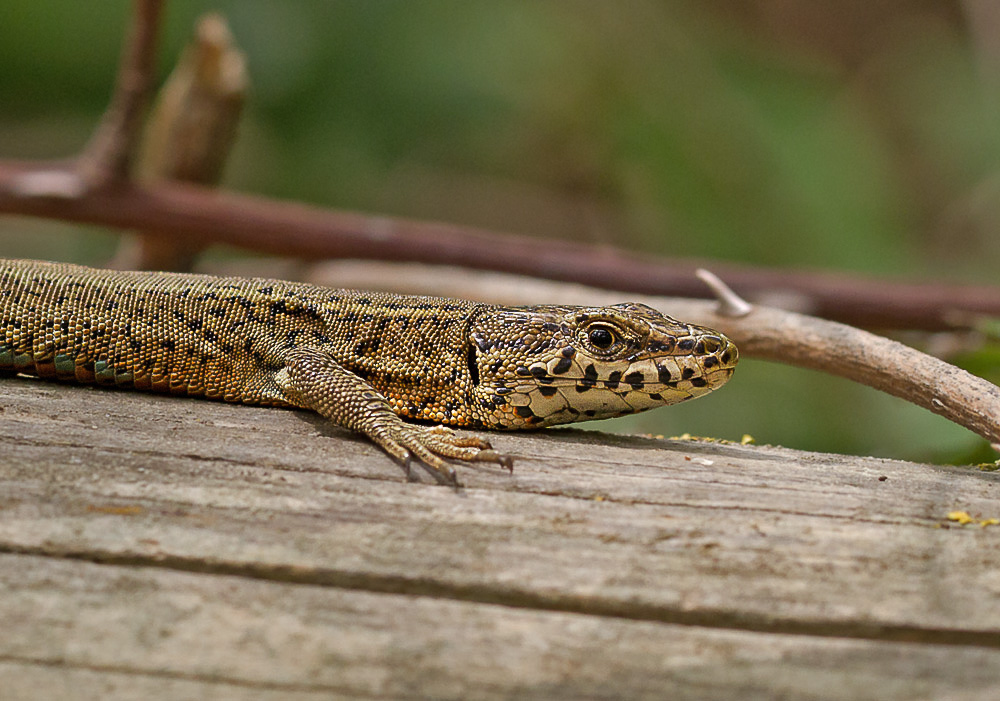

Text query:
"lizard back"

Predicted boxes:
[[0, 259, 485, 422]]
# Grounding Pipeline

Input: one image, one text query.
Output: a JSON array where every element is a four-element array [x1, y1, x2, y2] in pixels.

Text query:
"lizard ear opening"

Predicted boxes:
[[466, 345, 480, 386]]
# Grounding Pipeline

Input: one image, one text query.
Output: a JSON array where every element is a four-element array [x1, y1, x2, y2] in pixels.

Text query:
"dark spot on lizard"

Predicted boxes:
[[625, 371, 645, 388], [552, 356, 573, 375], [605, 370, 622, 389], [538, 386, 558, 397]]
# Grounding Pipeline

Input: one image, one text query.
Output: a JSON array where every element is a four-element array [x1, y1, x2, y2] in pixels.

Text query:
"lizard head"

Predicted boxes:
[[467, 302, 737, 429]]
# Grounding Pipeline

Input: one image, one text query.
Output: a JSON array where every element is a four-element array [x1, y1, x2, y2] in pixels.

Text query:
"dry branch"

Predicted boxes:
[[3, 163, 1000, 331], [112, 12, 247, 271], [76, 0, 164, 188], [304, 261, 1000, 449], [3, 0, 1000, 333]]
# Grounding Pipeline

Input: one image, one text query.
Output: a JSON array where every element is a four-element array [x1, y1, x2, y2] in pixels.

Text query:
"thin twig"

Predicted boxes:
[[76, 0, 164, 188], [300, 260, 1000, 449], [695, 268, 752, 318]]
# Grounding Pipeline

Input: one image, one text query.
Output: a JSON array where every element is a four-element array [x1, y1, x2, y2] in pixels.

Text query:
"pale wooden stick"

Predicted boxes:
[[300, 260, 1000, 449]]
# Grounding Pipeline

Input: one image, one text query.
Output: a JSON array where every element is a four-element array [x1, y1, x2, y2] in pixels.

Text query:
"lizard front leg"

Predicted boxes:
[[277, 347, 512, 484]]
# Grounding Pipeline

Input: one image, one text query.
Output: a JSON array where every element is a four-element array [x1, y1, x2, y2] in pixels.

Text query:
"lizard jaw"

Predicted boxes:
[[472, 330, 738, 429]]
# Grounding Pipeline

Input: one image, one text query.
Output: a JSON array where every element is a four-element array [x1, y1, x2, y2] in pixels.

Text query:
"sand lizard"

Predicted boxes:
[[0, 259, 738, 483]]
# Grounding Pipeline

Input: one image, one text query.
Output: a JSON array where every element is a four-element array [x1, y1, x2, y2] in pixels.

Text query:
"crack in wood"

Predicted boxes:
[[1, 543, 996, 651], [0, 652, 356, 695]]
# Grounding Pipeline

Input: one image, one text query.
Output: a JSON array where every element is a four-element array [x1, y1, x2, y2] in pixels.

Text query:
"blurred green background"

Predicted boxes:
[[1, 0, 998, 463]]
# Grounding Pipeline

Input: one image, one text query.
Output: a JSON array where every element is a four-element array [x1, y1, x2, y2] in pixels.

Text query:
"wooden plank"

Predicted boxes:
[[1, 377, 999, 698], [3, 553, 1000, 701]]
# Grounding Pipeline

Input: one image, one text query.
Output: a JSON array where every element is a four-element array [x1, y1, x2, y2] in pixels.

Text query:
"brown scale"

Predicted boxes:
[[0, 259, 738, 484]]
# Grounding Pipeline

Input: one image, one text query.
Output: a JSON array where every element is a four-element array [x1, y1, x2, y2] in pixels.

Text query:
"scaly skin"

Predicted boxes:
[[0, 259, 738, 483]]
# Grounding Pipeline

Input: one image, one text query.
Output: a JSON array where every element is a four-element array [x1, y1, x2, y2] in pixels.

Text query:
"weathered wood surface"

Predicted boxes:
[[1, 377, 999, 700]]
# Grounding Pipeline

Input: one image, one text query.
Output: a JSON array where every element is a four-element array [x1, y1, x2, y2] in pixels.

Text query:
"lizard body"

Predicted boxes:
[[0, 259, 737, 483]]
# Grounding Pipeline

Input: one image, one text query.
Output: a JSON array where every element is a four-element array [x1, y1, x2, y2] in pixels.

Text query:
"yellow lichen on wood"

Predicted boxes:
[[945, 511, 999, 527]]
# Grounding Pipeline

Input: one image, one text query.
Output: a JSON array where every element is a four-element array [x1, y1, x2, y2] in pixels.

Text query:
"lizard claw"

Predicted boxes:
[[401, 454, 418, 482], [500, 455, 514, 473], [371, 424, 513, 484], [472, 448, 515, 473]]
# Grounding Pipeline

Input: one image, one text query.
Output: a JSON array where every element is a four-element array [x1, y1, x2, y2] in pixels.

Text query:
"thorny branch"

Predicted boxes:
[[1, 1, 1000, 452]]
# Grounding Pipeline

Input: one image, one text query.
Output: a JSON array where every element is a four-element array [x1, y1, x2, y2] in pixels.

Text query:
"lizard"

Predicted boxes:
[[0, 258, 738, 484]]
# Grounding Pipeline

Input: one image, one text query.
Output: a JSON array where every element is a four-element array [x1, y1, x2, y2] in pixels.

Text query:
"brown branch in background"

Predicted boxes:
[[302, 261, 1000, 449], [0, 165, 998, 332], [1, 0, 998, 331], [76, 0, 164, 188], [1, 0, 999, 456], [718, 306, 1000, 448], [112, 12, 247, 271], [963, 0, 1000, 85]]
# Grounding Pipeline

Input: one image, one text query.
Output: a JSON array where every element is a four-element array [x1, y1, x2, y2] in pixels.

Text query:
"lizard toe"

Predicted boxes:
[[384, 425, 513, 483]]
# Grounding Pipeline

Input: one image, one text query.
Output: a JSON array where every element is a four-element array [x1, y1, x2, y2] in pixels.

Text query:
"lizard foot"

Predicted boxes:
[[372, 424, 514, 485]]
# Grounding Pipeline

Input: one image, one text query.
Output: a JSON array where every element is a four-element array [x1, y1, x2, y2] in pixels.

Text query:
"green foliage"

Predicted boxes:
[[0, 1, 996, 461]]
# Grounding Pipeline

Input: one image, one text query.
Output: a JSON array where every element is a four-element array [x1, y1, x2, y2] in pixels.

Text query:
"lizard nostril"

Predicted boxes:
[[720, 343, 738, 366], [701, 336, 722, 354]]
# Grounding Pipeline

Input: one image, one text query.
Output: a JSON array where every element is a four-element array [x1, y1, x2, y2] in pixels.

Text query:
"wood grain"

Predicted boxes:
[[1, 378, 998, 699]]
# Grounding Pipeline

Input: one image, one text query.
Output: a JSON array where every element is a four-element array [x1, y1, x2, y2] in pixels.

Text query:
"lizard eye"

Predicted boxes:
[[588, 326, 617, 350]]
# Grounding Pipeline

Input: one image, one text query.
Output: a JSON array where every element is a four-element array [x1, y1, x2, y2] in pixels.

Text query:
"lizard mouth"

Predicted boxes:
[[482, 336, 738, 426], [506, 335, 737, 391]]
